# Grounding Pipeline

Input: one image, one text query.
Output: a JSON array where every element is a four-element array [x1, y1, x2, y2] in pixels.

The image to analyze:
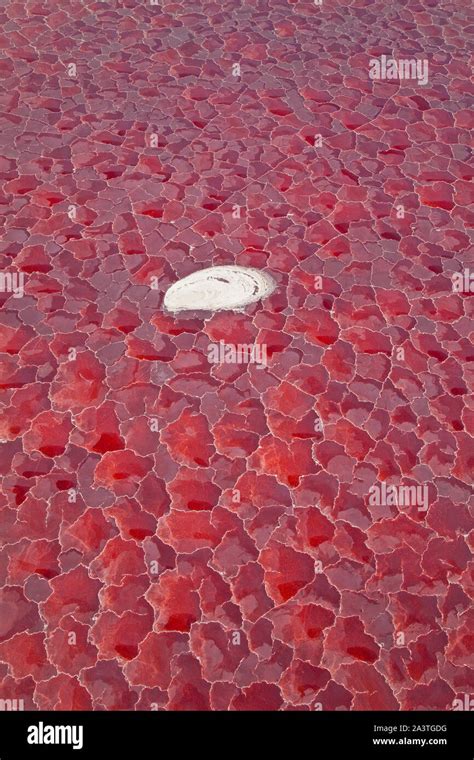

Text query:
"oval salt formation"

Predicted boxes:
[[163, 265, 276, 313]]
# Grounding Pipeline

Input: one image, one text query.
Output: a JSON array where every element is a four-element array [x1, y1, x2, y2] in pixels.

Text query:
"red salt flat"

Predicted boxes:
[[0, 0, 471, 714]]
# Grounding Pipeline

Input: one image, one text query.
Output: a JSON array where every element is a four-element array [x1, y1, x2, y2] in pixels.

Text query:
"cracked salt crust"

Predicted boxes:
[[163, 265, 276, 313]]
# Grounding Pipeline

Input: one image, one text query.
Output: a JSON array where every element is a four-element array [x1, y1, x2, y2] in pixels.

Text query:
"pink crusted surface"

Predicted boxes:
[[0, 0, 473, 711]]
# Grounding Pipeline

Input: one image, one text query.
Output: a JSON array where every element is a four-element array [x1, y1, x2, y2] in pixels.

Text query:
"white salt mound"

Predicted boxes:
[[163, 265, 276, 313]]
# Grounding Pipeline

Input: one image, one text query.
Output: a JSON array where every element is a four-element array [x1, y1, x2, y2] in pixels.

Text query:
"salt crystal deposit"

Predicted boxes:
[[163, 265, 276, 313]]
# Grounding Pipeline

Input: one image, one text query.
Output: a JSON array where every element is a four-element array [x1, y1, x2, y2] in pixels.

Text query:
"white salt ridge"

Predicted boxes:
[[163, 265, 276, 313]]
